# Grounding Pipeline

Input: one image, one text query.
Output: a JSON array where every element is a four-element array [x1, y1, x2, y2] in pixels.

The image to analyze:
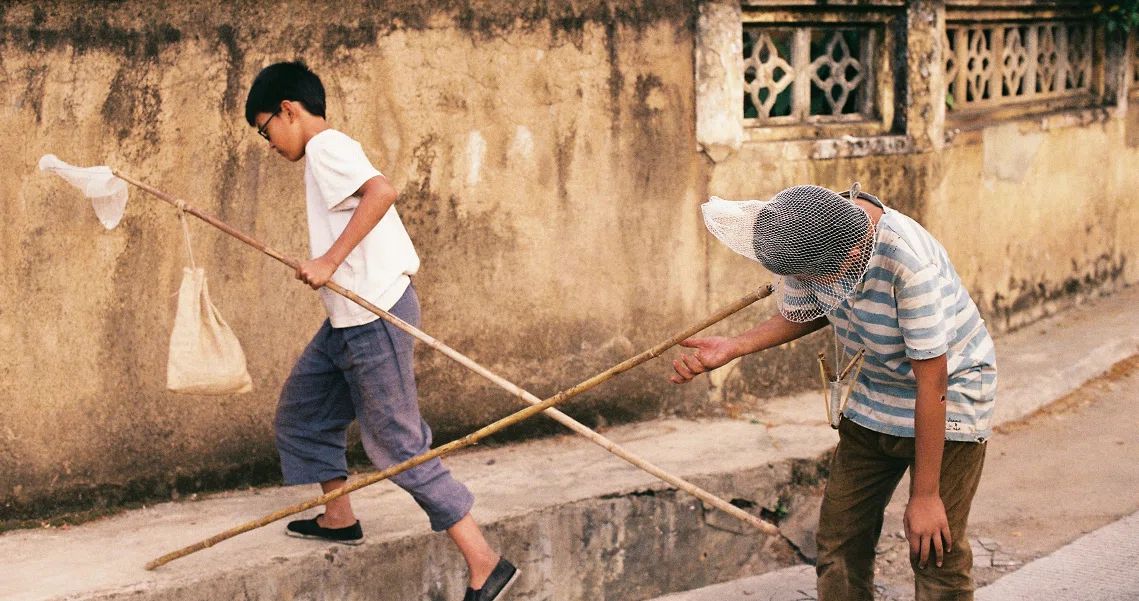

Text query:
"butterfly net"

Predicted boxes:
[[40, 154, 252, 394], [39, 154, 129, 230]]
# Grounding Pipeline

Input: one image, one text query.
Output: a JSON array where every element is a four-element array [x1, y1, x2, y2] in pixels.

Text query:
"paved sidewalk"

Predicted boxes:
[[655, 511, 1139, 601], [3, 287, 1138, 601], [652, 565, 816, 601], [976, 510, 1139, 601]]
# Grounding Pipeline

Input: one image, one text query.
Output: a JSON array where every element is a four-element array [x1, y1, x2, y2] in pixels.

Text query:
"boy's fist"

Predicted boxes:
[[296, 255, 339, 289], [670, 337, 739, 384]]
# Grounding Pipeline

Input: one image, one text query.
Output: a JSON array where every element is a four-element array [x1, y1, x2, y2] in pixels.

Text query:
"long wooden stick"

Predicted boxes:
[[145, 288, 772, 570], [111, 172, 779, 569]]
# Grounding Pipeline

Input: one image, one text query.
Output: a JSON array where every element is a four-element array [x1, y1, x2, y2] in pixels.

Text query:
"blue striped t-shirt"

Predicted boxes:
[[786, 207, 998, 442]]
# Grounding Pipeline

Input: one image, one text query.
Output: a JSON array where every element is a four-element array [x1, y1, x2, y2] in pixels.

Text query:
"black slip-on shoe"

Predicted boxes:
[[285, 513, 364, 546], [466, 558, 520, 601]]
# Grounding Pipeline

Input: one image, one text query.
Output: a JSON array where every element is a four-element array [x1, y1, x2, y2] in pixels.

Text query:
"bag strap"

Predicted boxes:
[[177, 200, 197, 270]]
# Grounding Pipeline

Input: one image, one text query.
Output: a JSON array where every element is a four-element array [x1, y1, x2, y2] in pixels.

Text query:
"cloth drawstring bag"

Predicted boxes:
[[167, 210, 253, 394]]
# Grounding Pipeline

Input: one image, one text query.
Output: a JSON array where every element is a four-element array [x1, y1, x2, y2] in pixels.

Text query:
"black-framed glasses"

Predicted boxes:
[[257, 111, 280, 141]]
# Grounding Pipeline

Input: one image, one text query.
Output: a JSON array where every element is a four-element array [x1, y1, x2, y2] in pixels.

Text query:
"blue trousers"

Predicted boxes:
[[275, 285, 474, 531]]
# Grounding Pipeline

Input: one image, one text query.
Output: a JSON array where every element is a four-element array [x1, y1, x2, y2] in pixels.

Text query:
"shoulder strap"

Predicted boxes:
[[837, 181, 884, 208]]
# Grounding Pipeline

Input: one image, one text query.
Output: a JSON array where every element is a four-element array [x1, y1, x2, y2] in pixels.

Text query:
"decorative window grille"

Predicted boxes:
[[743, 26, 878, 126], [945, 21, 1095, 112]]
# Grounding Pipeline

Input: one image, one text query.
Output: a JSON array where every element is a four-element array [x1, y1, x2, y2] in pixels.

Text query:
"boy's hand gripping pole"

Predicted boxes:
[[110, 171, 779, 570]]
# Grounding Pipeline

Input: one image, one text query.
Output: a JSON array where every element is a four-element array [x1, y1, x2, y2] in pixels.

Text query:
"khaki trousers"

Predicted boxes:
[[816, 418, 987, 601]]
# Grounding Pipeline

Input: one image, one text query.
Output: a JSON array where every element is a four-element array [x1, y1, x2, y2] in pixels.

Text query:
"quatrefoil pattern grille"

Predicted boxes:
[[809, 31, 865, 115], [945, 30, 960, 103], [964, 28, 995, 102], [944, 20, 1096, 112], [1002, 27, 1029, 96], [741, 25, 875, 124], [743, 30, 795, 120], [1066, 25, 1092, 90], [1037, 25, 1061, 93]]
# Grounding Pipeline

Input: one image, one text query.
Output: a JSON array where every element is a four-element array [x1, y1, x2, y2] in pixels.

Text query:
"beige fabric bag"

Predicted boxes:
[[167, 213, 252, 394]]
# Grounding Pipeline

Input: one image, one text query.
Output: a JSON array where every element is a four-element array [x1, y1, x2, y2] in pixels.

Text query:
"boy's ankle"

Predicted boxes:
[[318, 512, 357, 529], [468, 552, 501, 589]]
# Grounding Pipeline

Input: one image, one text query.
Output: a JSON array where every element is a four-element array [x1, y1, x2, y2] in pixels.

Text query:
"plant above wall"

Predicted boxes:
[[1095, 1, 1139, 33]]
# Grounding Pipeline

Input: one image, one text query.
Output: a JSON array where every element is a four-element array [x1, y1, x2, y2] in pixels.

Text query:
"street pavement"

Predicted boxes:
[[975, 510, 1139, 601], [652, 510, 1139, 601], [651, 334, 1139, 601], [3, 288, 1138, 601]]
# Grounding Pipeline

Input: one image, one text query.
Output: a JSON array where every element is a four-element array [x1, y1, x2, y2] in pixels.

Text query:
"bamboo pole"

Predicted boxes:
[[111, 171, 780, 569]]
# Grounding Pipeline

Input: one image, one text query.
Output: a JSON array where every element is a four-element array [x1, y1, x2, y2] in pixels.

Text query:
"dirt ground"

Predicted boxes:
[[872, 355, 1139, 600]]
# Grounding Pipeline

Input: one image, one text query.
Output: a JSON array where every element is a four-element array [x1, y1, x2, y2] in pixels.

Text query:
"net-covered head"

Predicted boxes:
[[701, 184, 876, 322], [751, 185, 870, 278]]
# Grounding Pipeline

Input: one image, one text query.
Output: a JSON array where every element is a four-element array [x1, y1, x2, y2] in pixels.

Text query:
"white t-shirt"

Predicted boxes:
[[304, 129, 420, 328]]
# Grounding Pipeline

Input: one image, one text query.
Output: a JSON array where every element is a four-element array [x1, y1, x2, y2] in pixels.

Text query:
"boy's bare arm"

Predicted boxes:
[[905, 353, 951, 569], [297, 175, 398, 289], [670, 314, 828, 384]]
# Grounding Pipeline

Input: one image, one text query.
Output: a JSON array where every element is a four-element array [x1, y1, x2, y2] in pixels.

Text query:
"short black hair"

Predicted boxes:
[[244, 61, 326, 126]]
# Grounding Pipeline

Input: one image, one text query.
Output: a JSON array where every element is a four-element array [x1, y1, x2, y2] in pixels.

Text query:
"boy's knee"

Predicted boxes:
[[816, 556, 876, 601], [399, 469, 474, 532], [910, 545, 974, 600]]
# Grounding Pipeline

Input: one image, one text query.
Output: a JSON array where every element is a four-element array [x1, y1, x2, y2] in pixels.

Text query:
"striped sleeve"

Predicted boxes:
[[896, 265, 949, 360], [777, 276, 822, 322]]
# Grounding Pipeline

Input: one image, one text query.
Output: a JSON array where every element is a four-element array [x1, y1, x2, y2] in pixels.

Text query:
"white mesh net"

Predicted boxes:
[[701, 184, 876, 322], [39, 154, 128, 230]]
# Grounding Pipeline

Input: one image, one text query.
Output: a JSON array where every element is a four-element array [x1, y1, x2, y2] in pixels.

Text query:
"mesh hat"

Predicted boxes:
[[701, 183, 877, 322]]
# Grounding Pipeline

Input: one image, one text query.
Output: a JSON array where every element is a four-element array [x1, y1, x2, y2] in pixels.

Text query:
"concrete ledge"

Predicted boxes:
[[4, 416, 838, 601], [4, 286, 1137, 601]]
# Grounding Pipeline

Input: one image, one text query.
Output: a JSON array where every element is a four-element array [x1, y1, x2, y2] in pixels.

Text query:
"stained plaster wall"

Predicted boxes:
[[2, 0, 1135, 517], [0, 0, 711, 516], [698, 0, 1138, 408], [929, 115, 1139, 332]]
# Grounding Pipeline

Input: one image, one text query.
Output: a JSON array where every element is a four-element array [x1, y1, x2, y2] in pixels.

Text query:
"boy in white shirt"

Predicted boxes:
[[245, 62, 516, 601]]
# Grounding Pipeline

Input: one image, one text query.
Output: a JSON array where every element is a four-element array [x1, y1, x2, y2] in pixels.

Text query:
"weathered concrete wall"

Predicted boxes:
[[0, 0, 711, 517], [696, 0, 1137, 411], [929, 115, 1139, 331], [3, 0, 1136, 519]]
